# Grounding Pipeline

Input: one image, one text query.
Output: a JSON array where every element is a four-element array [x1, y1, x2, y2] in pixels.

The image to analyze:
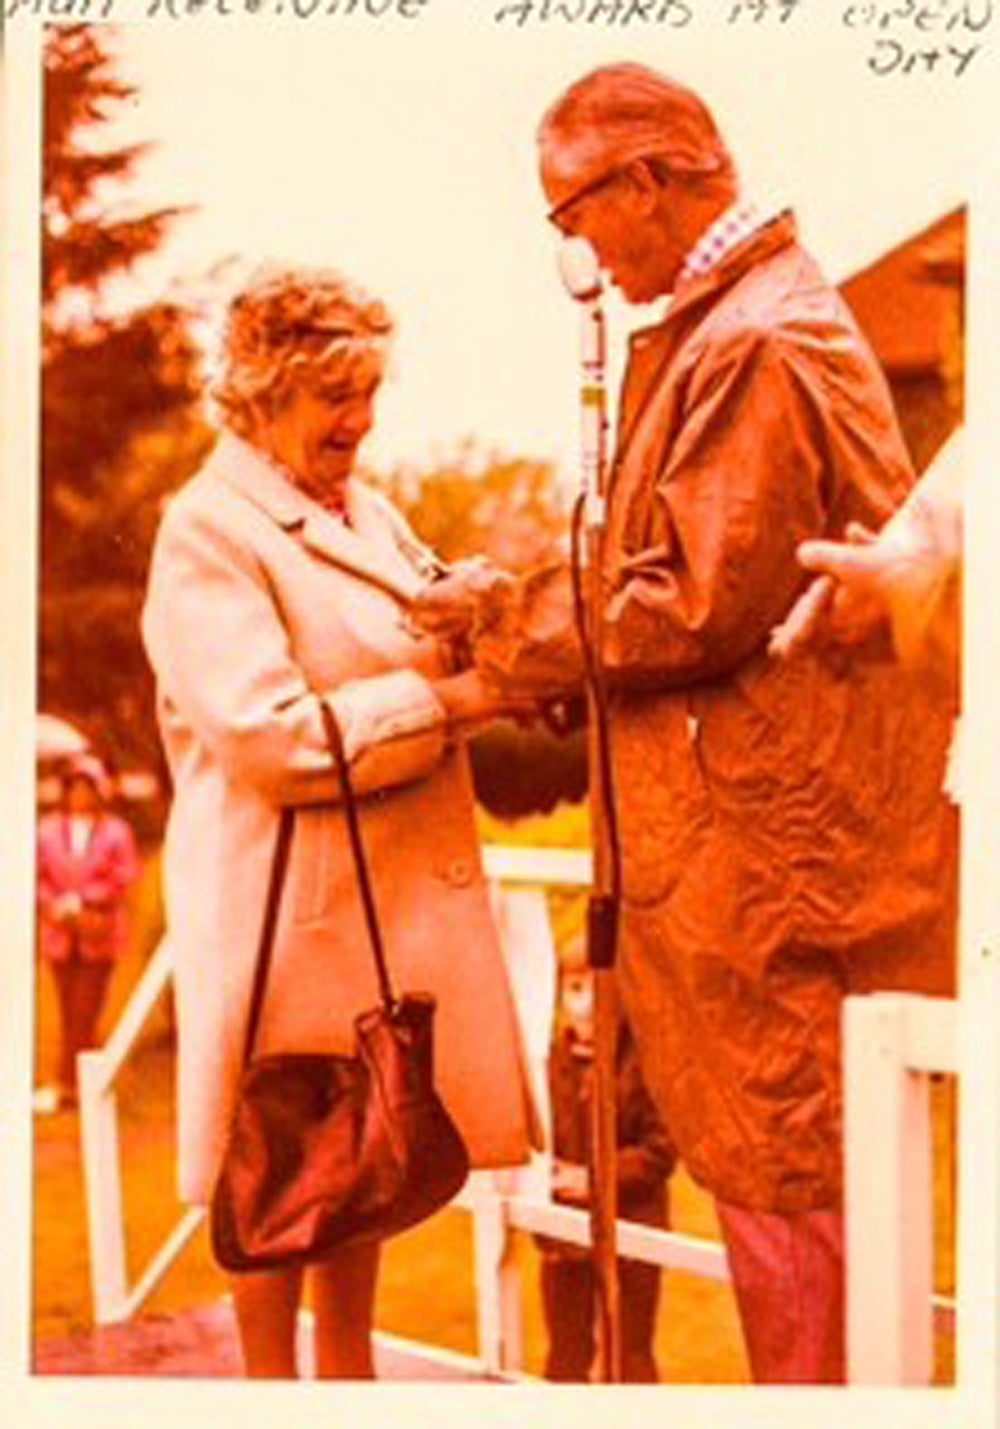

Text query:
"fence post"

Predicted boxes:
[[843, 993, 934, 1384], [470, 1172, 523, 1377], [77, 1050, 129, 1324]]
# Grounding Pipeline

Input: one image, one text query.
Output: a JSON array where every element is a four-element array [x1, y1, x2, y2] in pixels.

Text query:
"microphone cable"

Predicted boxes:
[[569, 490, 623, 968]]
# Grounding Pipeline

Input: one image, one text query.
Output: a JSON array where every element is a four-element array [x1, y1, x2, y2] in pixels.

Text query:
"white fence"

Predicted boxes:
[[77, 846, 955, 1383], [843, 992, 957, 1384]]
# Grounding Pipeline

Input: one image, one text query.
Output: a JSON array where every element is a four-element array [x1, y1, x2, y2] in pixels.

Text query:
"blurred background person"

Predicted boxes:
[[536, 940, 674, 1383], [36, 753, 140, 1111]]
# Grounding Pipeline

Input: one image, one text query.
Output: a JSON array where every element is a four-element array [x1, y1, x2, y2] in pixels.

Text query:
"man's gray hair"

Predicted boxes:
[[538, 63, 735, 193]]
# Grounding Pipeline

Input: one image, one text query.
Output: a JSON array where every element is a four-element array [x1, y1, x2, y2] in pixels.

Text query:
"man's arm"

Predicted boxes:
[[419, 328, 832, 697]]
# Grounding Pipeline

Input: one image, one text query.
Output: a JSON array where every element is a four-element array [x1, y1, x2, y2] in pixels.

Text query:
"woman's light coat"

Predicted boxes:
[[143, 433, 534, 1203]]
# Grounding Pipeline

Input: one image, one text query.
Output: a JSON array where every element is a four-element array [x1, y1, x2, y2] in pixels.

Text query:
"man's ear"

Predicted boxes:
[[622, 158, 665, 217]]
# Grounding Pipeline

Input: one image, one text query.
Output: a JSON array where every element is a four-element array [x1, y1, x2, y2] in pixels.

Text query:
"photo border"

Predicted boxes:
[[2, 10, 999, 1426]]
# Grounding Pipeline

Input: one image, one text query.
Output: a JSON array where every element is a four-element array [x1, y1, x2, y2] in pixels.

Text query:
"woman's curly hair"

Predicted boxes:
[[213, 264, 394, 438]]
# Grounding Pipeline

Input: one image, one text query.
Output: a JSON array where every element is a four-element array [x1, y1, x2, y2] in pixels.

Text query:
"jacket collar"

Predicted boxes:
[[209, 431, 425, 605], [626, 209, 799, 366], [613, 210, 799, 475], [664, 208, 799, 325]]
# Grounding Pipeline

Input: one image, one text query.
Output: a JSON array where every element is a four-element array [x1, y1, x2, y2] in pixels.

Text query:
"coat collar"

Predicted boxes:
[[666, 208, 799, 317], [209, 431, 426, 605], [614, 210, 799, 476]]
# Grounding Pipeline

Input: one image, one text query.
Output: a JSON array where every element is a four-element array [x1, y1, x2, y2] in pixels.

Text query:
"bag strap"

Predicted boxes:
[[239, 699, 397, 1069], [240, 804, 295, 1069], [317, 700, 397, 1014]]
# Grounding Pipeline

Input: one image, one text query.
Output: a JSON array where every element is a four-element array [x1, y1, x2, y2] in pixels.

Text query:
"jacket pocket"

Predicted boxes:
[[614, 695, 712, 907]]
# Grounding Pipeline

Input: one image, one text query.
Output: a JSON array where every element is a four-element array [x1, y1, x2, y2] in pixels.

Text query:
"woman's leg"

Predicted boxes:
[[230, 1265, 304, 1378], [714, 1200, 845, 1383], [310, 1240, 381, 1379]]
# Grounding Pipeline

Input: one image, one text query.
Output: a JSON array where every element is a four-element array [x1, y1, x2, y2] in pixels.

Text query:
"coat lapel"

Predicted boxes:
[[300, 490, 429, 604], [211, 433, 424, 605]]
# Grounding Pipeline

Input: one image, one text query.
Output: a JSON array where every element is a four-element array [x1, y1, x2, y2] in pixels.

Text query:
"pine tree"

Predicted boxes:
[[40, 25, 212, 785]]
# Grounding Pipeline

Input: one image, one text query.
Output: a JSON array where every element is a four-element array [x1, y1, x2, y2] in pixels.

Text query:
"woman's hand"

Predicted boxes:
[[800, 523, 897, 642], [410, 559, 514, 640], [52, 893, 83, 924]]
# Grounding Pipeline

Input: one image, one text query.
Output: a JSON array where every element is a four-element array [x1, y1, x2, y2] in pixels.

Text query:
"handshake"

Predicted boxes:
[[412, 558, 543, 728]]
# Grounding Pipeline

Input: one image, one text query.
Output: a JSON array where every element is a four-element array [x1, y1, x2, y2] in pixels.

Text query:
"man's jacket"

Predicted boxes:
[[477, 213, 956, 1212]]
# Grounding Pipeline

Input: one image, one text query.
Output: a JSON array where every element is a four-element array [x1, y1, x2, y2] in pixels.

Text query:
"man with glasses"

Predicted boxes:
[[415, 62, 955, 1384]]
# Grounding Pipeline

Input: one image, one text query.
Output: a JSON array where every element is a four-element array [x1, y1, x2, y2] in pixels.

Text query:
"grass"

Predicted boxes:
[[32, 811, 957, 1383]]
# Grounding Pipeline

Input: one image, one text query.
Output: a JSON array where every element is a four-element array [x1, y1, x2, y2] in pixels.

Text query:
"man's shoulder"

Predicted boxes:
[[693, 244, 867, 378], [711, 236, 845, 332]]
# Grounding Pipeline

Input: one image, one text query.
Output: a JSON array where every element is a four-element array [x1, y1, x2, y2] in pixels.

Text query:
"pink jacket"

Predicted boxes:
[[36, 812, 140, 963]]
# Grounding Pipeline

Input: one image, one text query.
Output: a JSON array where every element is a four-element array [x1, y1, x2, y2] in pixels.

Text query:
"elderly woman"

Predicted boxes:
[[142, 265, 535, 1378]]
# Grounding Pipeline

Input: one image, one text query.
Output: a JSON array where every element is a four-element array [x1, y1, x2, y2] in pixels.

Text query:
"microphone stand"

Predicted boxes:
[[559, 238, 622, 1384]]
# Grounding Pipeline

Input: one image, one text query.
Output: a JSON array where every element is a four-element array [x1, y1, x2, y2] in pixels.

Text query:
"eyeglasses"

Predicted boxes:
[[546, 166, 625, 233]]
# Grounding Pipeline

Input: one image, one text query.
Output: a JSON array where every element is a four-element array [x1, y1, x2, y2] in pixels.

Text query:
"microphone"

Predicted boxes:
[[557, 236, 603, 303], [557, 238, 607, 527]]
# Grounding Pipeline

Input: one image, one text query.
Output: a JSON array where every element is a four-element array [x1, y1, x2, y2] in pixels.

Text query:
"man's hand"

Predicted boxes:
[[409, 558, 513, 640], [770, 523, 893, 658]]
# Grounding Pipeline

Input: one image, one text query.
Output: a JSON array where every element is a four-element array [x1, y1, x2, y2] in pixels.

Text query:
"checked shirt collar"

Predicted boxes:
[[675, 198, 765, 292]]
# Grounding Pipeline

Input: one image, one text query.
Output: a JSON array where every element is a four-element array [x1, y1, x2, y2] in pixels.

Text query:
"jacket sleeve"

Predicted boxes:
[[476, 328, 834, 694], [142, 498, 449, 806], [616, 1038, 675, 1208], [616, 1140, 674, 1209]]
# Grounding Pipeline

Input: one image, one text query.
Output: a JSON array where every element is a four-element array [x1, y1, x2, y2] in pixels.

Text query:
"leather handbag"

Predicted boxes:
[[210, 700, 470, 1273]]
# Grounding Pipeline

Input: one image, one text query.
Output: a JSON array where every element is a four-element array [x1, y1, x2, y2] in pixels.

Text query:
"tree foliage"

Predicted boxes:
[[40, 25, 211, 774], [379, 442, 570, 574], [42, 26, 178, 308]]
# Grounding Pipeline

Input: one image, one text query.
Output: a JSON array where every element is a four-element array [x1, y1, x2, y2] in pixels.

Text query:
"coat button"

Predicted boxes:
[[445, 856, 473, 887]]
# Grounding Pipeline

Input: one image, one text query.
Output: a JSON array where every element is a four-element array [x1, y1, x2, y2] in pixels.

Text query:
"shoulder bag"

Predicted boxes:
[[210, 700, 470, 1272]]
